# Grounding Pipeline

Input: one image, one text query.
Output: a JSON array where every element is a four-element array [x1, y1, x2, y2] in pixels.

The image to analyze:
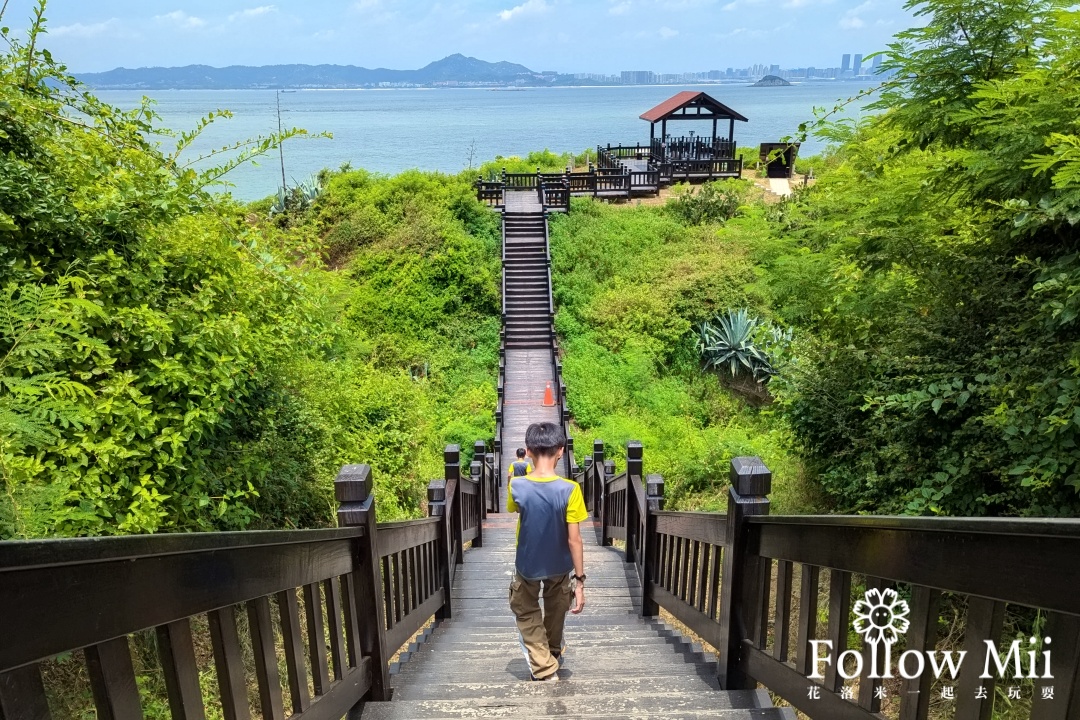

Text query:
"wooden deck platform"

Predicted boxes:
[[504, 190, 542, 214]]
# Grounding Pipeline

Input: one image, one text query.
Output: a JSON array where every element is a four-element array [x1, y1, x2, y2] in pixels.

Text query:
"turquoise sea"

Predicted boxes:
[[99, 82, 880, 201]]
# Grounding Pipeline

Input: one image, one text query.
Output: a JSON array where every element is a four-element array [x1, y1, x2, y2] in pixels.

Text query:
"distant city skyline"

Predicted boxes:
[[11, 0, 916, 74]]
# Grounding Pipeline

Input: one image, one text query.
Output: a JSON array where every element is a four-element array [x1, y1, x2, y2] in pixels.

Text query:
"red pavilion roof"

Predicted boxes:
[[639, 91, 748, 123]]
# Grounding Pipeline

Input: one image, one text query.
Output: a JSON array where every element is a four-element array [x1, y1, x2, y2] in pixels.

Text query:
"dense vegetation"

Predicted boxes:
[[0, 8, 499, 539], [766, 0, 1080, 516], [5, 0, 1080, 542], [554, 0, 1080, 518], [549, 192, 815, 513]]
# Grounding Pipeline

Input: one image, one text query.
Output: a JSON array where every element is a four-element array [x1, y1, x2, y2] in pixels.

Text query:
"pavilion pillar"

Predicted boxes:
[[662, 119, 667, 143], [728, 118, 735, 143], [712, 118, 718, 145]]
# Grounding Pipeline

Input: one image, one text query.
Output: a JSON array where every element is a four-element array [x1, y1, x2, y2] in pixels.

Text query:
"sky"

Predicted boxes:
[[12, 0, 915, 74]]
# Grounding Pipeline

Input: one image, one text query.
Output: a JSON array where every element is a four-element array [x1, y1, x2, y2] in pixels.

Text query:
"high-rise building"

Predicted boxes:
[[871, 54, 883, 72], [841, 54, 851, 74], [621, 71, 654, 85], [769, 64, 780, 74], [853, 54, 863, 75]]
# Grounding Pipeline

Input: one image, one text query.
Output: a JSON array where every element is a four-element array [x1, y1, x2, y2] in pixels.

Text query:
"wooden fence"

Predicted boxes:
[[0, 451, 489, 719], [589, 445, 1080, 720]]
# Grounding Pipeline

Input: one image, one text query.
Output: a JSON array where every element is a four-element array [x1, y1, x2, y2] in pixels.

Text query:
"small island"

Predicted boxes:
[[752, 74, 792, 87]]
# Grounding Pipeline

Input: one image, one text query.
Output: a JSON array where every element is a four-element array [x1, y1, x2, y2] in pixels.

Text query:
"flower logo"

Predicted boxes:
[[853, 587, 910, 645]]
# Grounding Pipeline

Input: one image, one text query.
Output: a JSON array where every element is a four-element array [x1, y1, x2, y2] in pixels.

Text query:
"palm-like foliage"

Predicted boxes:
[[697, 309, 784, 383], [0, 279, 102, 451]]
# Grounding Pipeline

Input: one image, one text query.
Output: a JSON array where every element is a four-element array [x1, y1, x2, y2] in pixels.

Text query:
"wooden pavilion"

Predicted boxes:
[[640, 90, 749, 162], [474, 90, 751, 207]]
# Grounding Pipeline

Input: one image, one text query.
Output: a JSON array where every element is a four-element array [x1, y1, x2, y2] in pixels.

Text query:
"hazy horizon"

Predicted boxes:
[[10, 0, 916, 74]]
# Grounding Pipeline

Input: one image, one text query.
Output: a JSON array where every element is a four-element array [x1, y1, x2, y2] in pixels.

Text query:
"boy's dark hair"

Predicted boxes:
[[525, 422, 565, 458], [516, 448, 526, 458]]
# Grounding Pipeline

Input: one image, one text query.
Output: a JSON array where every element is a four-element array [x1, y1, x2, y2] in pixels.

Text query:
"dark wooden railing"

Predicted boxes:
[[472, 440, 499, 516], [501, 170, 538, 190], [603, 143, 652, 160], [538, 179, 569, 212], [595, 446, 1080, 720], [0, 448, 497, 719], [628, 168, 660, 191], [475, 179, 503, 207], [658, 158, 743, 181], [650, 136, 737, 163]]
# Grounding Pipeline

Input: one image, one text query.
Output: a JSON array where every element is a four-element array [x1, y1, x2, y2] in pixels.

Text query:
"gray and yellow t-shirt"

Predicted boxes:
[[506, 474, 588, 580]]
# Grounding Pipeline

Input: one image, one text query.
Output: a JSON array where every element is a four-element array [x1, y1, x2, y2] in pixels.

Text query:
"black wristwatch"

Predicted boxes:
[[572, 573, 586, 583]]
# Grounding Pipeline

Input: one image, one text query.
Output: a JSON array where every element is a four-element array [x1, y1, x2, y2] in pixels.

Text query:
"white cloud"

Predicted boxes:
[[609, 1, 632, 14], [722, 1, 738, 8], [498, 0, 550, 21], [228, 5, 277, 22], [839, 0, 871, 29], [155, 11, 207, 29], [51, 19, 121, 37], [658, 26, 679, 39]]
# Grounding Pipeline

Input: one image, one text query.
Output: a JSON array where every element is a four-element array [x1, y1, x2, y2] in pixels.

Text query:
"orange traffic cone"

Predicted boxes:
[[543, 381, 555, 407]]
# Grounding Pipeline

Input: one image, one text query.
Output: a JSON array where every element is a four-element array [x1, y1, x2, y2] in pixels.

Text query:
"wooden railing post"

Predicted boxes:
[[486, 452, 498, 513], [625, 441, 642, 564], [601, 459, 615, 546], [474, 440, 488, 525], [335, 464, 392, 703], [470, 462, 484, 549], [444, 445, 464, 565], [716, 456, 772, 690], [641, 473, 665, 618], [427, 478, 453, 620], [592, 440, 605, 519]]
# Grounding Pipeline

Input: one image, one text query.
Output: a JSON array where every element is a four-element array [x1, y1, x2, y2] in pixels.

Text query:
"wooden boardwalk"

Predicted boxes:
[[499, 348, 563, 508], [504, 189, 543, 213]]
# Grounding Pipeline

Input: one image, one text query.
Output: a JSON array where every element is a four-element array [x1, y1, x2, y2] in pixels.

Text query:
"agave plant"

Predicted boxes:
[[697, 308, 778, 383], [269, 186, 288, 215], [269, 175, 322, 217]]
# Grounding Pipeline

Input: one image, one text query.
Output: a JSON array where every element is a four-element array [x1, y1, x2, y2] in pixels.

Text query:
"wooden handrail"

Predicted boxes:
[[375, 517, 445, 657], [0, 463, 431, 716], [633, 454, 1080, 720]]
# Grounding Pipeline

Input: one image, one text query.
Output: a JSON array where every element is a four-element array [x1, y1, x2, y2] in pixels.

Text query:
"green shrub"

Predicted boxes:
[[666, 179, 750, 225]]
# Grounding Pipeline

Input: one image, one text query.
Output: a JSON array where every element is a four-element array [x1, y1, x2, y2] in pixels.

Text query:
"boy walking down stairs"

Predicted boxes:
[[358, 432, 795, 720], [506, 422, 588, 682]]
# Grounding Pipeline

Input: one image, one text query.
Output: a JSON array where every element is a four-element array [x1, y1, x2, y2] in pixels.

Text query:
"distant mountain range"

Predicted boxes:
[[75, 54, 551, 90]]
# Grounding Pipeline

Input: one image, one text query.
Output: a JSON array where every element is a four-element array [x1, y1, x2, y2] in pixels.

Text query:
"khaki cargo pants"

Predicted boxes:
[[509, 572, 572, 680]]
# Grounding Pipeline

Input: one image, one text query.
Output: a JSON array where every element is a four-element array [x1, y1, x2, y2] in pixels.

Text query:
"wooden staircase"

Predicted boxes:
[[358, 191, 794, 720], [503, 211, 552, 350], [361, 516, 793, 719]]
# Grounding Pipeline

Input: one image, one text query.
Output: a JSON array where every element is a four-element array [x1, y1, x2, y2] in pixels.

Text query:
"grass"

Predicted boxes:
[[549, 191, 820, 515]]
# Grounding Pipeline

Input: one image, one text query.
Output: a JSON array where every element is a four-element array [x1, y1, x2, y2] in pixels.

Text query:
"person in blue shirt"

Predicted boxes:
[[506, 447, 532, 486], [507, 422, 588, 682]]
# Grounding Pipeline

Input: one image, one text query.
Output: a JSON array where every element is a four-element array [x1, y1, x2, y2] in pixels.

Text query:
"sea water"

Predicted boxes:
[[98, 82, 880, 201]]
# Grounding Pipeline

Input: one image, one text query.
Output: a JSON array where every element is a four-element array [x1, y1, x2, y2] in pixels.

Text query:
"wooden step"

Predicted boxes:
[[361, 692, 791, 719], [389, 677, 758, 702]]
